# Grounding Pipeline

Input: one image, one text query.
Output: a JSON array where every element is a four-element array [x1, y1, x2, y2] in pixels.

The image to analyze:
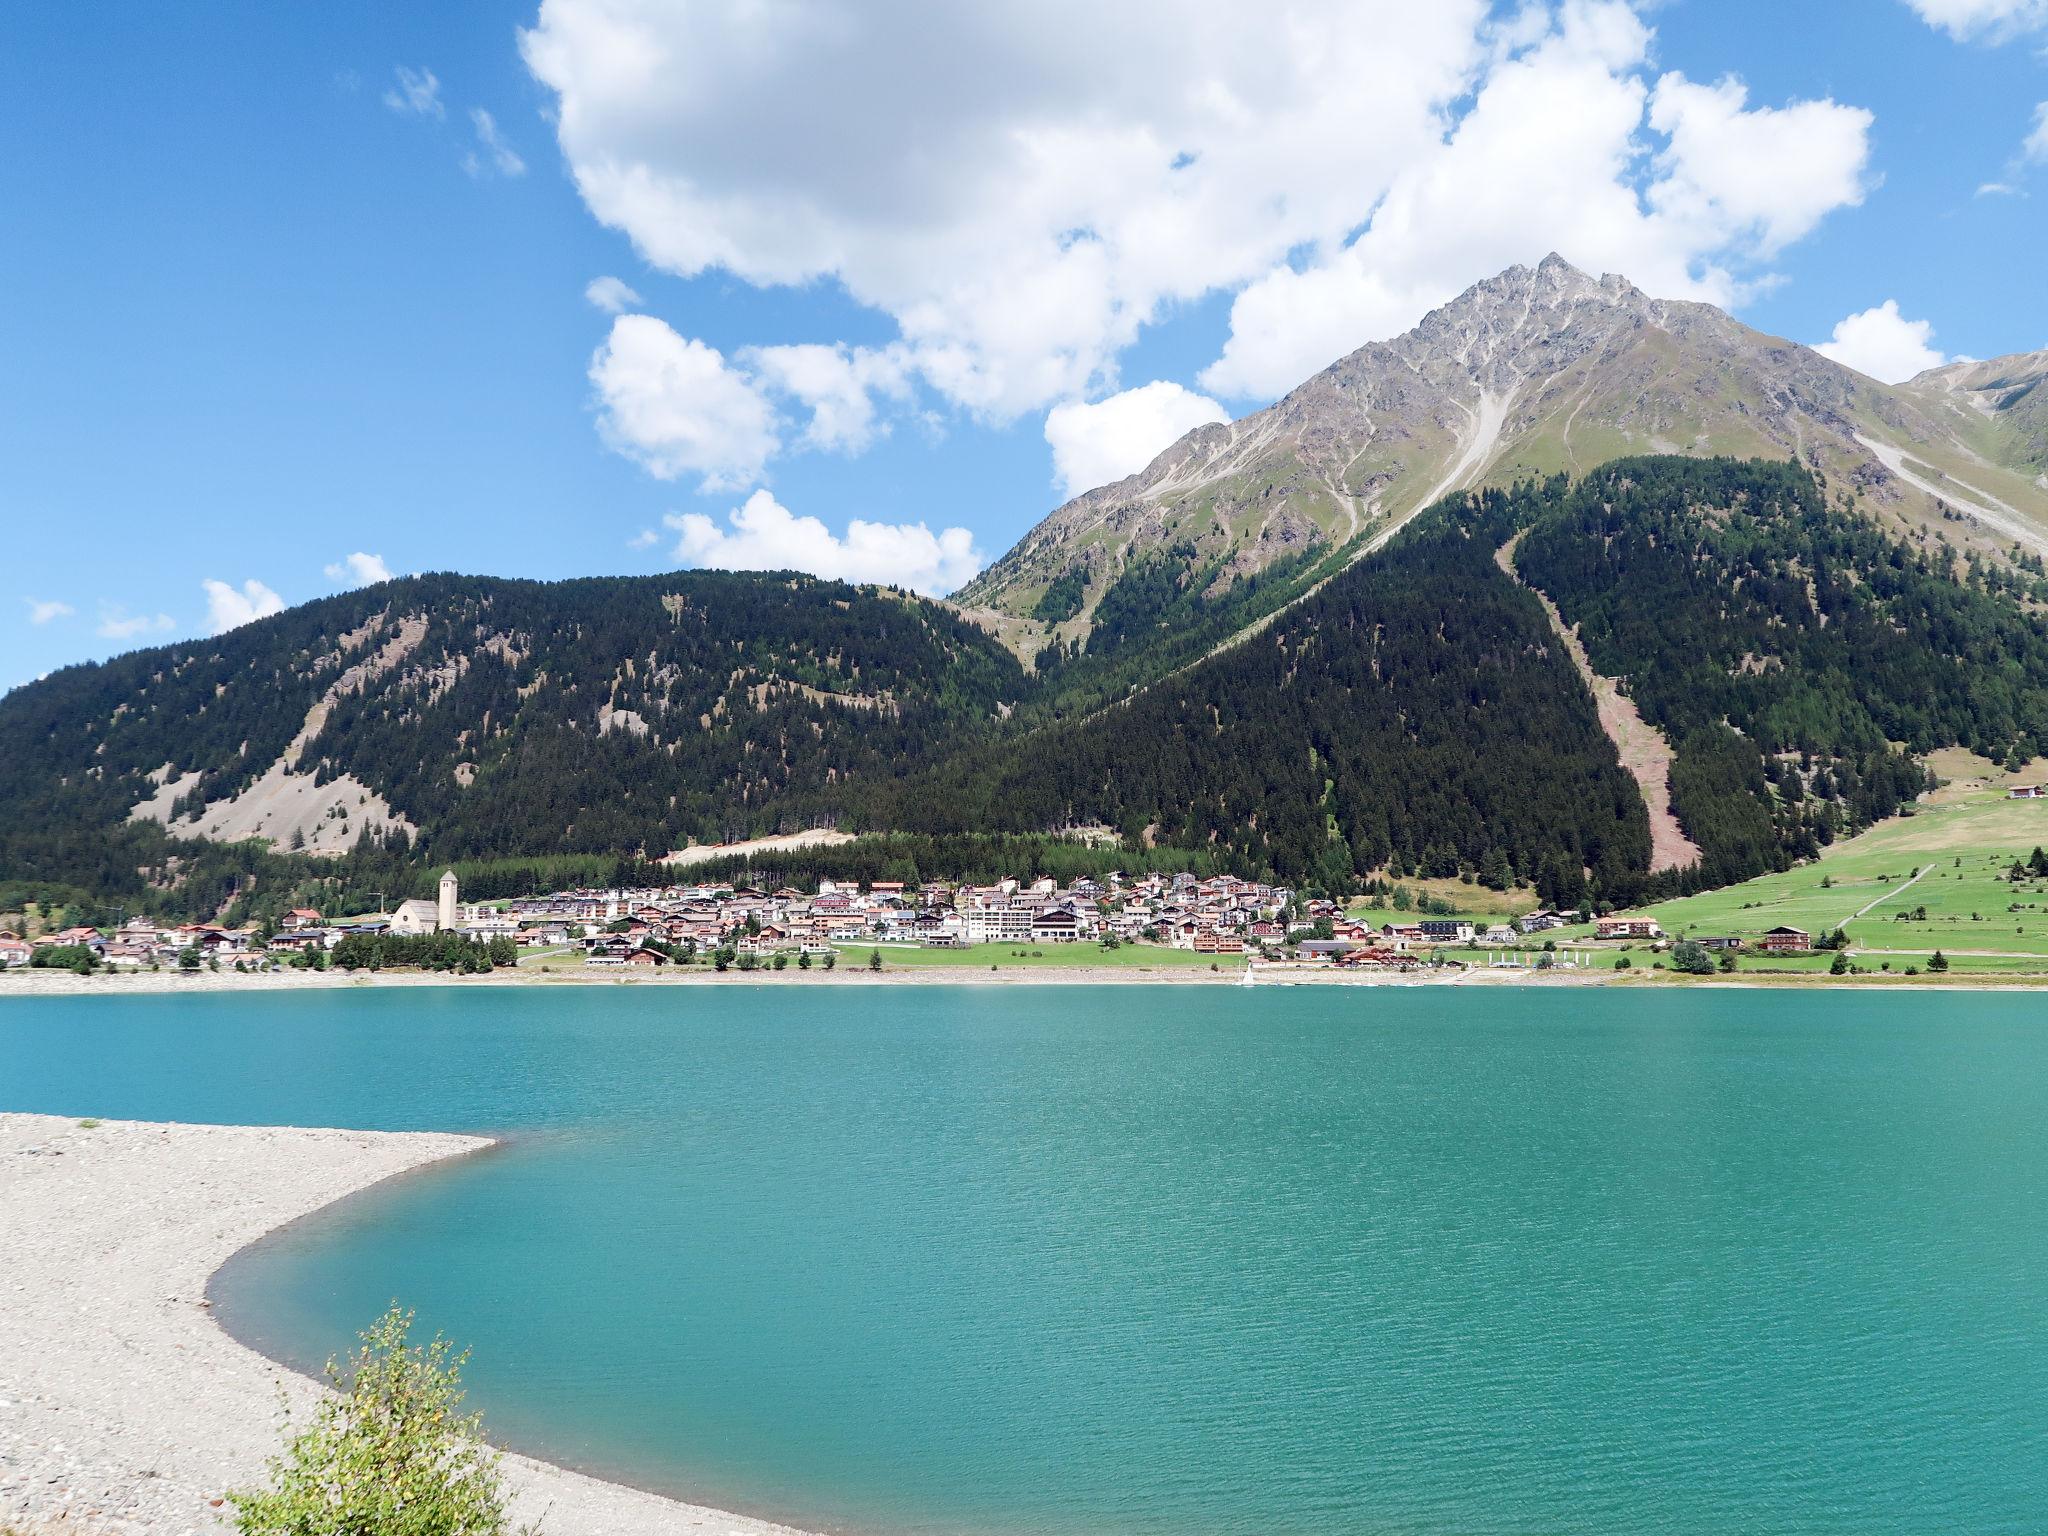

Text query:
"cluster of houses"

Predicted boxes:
[[0, 871, 1298, 972], [2, 860, 1823, 974], [0, 918, 286, 970], [0, 874, 468, 971], [542, 871, 1298, 967]]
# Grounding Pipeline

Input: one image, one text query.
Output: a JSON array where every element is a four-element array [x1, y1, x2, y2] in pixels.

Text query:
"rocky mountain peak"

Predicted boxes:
[[957, 258, 2048, 642]]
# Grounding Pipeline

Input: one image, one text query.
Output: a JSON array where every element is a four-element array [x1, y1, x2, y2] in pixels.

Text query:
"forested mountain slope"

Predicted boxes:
[[957, 257, 2048, 664], [12, 456, 2048, 926], [1513, 458, 2048, 887], [906, 491, 1655, 905], [0, 570, 1024, 896], [901, 458, 2048, 907]]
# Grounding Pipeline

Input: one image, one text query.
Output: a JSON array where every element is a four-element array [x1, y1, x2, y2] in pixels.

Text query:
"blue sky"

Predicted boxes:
[[6, 0, 2047, 689]]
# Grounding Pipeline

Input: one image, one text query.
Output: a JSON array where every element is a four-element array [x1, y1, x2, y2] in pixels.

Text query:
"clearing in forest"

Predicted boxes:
[[1495, 533, 1702, 875]]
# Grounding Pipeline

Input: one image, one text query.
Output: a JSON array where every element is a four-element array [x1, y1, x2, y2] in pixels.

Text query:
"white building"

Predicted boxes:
[[963, 898, 1034, 944], [389, 900, 440, 935]]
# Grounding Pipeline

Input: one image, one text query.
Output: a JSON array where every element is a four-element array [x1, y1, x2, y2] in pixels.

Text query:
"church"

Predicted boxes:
[[389, 871, 460, 935]]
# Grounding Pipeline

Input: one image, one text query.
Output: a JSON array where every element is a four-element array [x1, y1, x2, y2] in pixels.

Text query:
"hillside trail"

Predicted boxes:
[[1494, 532, 1702, 875], [1843, 863, 1932, 926]]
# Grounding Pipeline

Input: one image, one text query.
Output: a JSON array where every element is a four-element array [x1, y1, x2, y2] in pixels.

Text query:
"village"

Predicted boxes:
[[0, 864, 1827, 977]]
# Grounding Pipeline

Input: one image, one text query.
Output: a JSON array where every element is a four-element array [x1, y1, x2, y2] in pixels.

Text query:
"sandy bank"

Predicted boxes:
[[0, 1113, 812, 1536], [0, 965, 1242, 998], [0, 962, 1619, 999], [8, 965, 2040, 999]]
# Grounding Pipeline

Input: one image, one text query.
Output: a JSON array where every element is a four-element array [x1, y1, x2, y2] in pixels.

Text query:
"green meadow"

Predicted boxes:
[[1642, 753, 2048, 973]]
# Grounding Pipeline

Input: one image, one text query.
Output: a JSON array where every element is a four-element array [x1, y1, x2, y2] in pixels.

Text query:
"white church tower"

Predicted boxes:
[[436, 869, 458, 932]]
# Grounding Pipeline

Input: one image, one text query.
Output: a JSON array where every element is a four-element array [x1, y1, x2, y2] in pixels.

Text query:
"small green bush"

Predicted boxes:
[[232, 1306, 524, 1536]]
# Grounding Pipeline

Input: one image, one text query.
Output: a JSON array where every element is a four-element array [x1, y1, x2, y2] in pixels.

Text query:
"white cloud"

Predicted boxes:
[[585, 275, 643, 313], [1903, 0, 2048, 39], [627, 527, 660, 550], [24, 598, 74, 626], [1202, 6, 1875, 396], [202, 579, 287, 636], [665, 490, 981, 595], [2028, 101, 2048, 162], [525, 0, 1875, 425], [589, 315, 778, 490], [523, 0, 1492, 419], [97, 604, 174, 642], [744, 343, 911, 453], [1813, 300, 1951, 383], [1044, 382, 1228, 498], [325, 552, 393, 587], [383, 65, 444, 119], [464, 108, 527, 179], [1645, 75, 1873, 257]]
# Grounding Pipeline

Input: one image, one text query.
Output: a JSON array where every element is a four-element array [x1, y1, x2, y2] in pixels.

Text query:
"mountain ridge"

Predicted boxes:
[[9, 259, 2048, 927], [957, 255, 2048, 658]]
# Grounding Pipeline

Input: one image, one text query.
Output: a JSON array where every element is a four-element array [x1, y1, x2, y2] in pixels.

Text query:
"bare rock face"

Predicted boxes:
[[1900, 348, 2048, 479], [959, 255, 2048, 644]]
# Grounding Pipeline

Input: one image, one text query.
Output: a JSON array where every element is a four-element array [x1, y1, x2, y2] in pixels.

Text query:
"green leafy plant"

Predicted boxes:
[[1670, 938, 1716, 975], [232, 1306, 524, 1536]]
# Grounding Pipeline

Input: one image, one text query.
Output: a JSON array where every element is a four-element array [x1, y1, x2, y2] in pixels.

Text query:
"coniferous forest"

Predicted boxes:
[[7, 455, 2048, 924]]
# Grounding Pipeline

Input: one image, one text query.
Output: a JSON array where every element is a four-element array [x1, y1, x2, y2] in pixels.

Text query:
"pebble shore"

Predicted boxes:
[[0, 1113, 811, 1536]]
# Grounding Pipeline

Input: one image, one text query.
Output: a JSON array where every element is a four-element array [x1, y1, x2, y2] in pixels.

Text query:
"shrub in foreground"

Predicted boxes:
[[233, 1305, 525, 1536]]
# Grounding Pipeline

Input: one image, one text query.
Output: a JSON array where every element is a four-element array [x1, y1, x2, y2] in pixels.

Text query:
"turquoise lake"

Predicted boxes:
[[5, 984, 2047, 1533]]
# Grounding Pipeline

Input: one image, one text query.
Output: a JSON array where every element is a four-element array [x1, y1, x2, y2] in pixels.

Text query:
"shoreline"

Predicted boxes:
[[0, 1112, 817, 1536], [6, 963, 2048, 998]]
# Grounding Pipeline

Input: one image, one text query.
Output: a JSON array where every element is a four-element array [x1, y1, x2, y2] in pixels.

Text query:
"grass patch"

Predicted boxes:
[[1347, 876, 1541, 921]]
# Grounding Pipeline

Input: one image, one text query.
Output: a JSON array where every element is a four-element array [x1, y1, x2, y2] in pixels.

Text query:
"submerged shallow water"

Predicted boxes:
[[6, 984, 2046, 1534]]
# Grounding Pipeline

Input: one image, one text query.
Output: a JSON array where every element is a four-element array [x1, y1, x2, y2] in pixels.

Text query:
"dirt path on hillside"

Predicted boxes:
[[1496, 533, 1702, 875], [1843, 862, 1932, 926]]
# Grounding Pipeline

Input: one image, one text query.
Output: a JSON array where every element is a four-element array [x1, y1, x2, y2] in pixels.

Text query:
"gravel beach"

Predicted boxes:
[[0, 1113, 812, 1536]]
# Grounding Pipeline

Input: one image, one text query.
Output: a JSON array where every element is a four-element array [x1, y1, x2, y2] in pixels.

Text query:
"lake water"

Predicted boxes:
[[5, 984, 2047, 1534]]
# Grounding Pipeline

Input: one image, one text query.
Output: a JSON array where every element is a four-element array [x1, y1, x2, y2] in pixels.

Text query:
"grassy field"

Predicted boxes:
[[1346, 876, 1541, 922], [830, 940, 1239, 971], [517, 944, 598, 972], [1639, 752, 2048, 970]]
